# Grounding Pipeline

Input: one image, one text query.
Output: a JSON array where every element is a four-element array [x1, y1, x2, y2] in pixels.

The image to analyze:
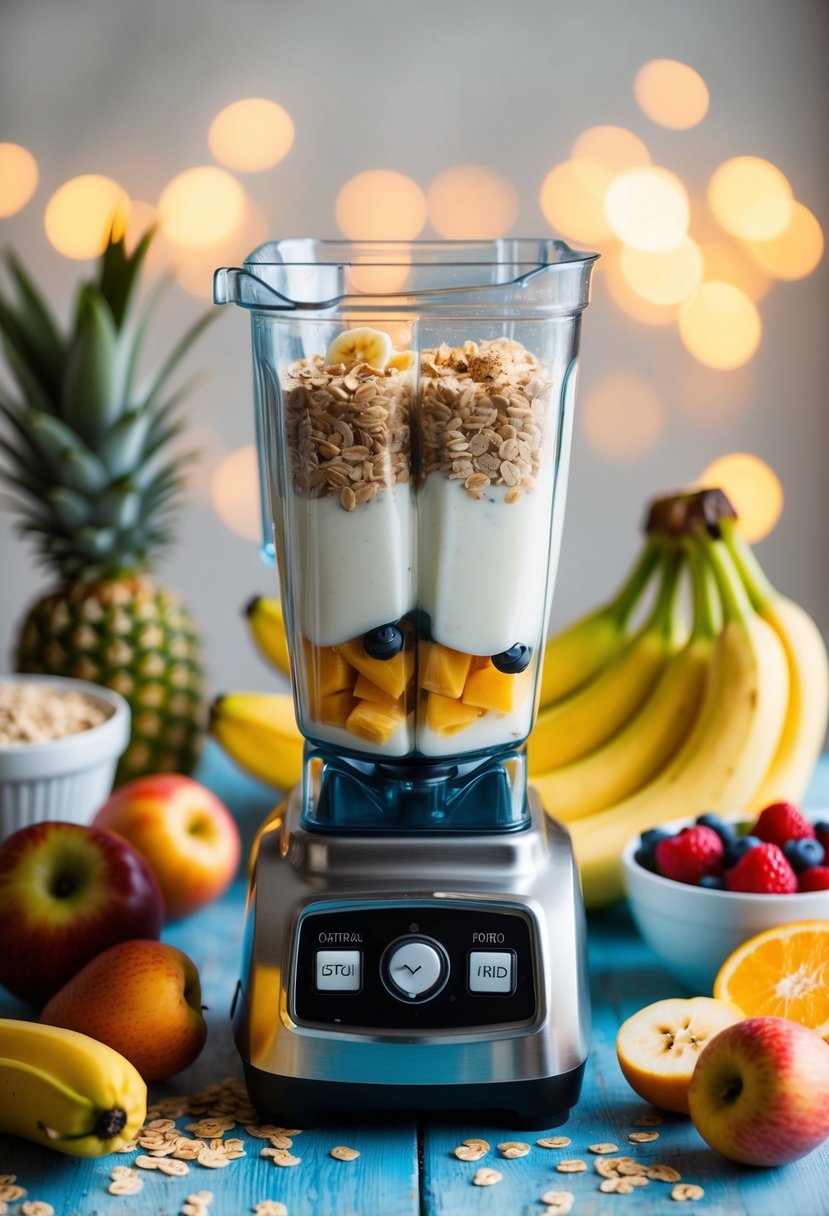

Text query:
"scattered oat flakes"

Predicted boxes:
[[113, 1138, 138, 1153], [497, 1140, 530, 1158], [600, 1177, 635, 1194], [628, 1130, 659, 1143], [617, 1161, 649, 1177], [0, 1188, 25, 1203], [539, 1189, 575, 1213], [21, 1204, 55, 1216], [537, 1136, 571, 1149], [0, 1178, 14, 1186], [0, 1201, 7, 1216], [253, 1204, 288, 1216], [472, 1167, 502, 1186], [196, 1149, 231, 1169], [588, 1143, 619, 1154], [188, 1194, 213, 1207], [266, 1134, 293, 1149], [109, 1167, 135, 1180], [556, 1158, 587, 1173], [330, 1145, 360, 1161], [108, 1176, 143, 1195], [671, 1183, 704, 1202], [159, 1158, 191, 1176], [648, 1164, 681, 1183], [633, 1113, 663, 1126], [146, 1118, 176, 1131], [181, 1206, 208, 1216], [135, 1155, 160, 1170], [453, 1139, 489, 1162], [269, 1148, 301, 1167]]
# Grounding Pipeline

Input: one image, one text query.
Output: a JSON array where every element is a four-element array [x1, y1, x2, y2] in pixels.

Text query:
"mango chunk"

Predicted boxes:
[[345, 697, 406, 745], [303, 639, 356, 700], [462, 661, 523, 714], [419, 642, 472, 699], [319, 690, 358, 729], [426, 691, 482, 736], [335, 637, 414, 699], [353, 672, 403, 710]]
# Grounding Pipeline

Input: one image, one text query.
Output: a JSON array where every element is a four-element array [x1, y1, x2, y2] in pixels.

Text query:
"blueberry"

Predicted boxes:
[[695, 813, 738, 843], [635, 828, 673, 870], [698, 874, 726, 890], [634, 847, 660, 873], [783, 837, 825, 872], [725, 834, 762, 867], [814, 820, 829, 836]]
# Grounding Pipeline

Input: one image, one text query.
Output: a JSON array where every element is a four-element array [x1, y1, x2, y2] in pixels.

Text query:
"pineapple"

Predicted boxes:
[[0, 229, 213, 782]]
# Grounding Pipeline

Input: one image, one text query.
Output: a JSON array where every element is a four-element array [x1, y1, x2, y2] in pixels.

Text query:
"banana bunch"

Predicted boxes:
[[531, 490, 828, 909], [0, 1018, 146, 1156]]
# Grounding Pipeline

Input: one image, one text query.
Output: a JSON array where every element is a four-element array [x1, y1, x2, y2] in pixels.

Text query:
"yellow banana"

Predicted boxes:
[[0, 1018, 146, 1157], [566, 539, 789, 909], [209, 691, 304, 790], [245, 595, 292, 678], [722, 524, 829, 809], [325, 326, 392, 369], [528, 546, 686, 772], [538, 537, 662, 707]]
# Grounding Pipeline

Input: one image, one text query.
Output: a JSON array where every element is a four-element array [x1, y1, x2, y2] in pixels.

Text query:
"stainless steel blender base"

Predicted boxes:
[[232, 786, 590, 1128]]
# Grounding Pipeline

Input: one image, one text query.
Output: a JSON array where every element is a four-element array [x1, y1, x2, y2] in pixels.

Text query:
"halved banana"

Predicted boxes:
[[325, 327, 392, 370], [387, 349, 417, 372]]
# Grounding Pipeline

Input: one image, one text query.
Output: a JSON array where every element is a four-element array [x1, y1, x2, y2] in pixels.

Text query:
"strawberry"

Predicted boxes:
[[654, 826, 725, 886], [797, 865, 829, 892], [752, 802, 816, 848], [726, 842, 798, 894]]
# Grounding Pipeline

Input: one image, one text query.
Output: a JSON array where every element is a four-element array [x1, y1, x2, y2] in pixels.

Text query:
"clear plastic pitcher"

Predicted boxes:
[[215, 239, 596, 774]]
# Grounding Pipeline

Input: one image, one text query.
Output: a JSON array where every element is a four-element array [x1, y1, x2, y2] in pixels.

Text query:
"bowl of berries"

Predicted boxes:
[[622, 801, 829, 992]]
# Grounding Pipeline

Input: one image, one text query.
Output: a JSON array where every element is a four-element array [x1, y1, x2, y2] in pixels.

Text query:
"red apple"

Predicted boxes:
[[93, 774, 240, 921], [41, 939, 207, 1082], [688, 1016, 829, 1166], [0, 820, 164, 1006]]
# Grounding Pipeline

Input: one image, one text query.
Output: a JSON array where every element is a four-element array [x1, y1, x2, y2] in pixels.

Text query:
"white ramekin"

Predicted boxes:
[[0, 674, 131, 842]]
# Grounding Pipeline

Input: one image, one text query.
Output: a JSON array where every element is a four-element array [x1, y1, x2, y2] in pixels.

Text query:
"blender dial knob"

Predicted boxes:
[[363, 623, 404, 660], [491, 644, 531, 674]]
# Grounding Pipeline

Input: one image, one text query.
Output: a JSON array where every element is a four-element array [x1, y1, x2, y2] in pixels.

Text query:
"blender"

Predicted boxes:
[[214, 239, 597, 1127]]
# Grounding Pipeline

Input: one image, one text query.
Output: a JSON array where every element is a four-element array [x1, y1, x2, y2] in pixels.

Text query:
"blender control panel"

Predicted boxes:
[[293, 902, 537, 1030]]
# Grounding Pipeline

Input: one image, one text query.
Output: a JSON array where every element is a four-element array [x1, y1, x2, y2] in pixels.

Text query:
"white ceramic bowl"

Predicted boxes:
[[622, 812, 829, 994], [0, 674, 130, 842]]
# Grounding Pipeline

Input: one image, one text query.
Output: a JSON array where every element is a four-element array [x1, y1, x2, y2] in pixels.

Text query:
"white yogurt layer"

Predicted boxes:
[[416, 700, 535, 758], [303, 717, 413, 758], [418, 462, 556, 657], [290, 488, 416, 647]]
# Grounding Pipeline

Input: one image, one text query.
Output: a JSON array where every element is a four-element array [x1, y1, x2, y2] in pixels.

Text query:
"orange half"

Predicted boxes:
[[713, 920, 829, 1038]]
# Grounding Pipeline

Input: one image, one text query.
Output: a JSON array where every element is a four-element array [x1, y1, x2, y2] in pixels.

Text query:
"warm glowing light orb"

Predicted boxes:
[[0, 143, 39, 217], [699, 240, 772, 302], [211, 445, 261, 542], [708, 157, 793, 242], [698, 452, 783, 542], [679, 282, 762, 370], [45, 175, 130, 260], [582, 371, 664, 461], [348, 254, 412, 295], [539, 160, 613, 244], [335, 170, 426, 241], [605, 167, 689, 252], [208, 98, 295, 172], [571, 126, 650, 174], [620, 236, 703, 306], [175, 199, 268, 299], [634, 59, 709, 129], [124, 200, 157, 253], [600, 249, 679, 326], [745, 201, 824, 280], [427, 165, 518, 239], [158, 166, 246, 250]]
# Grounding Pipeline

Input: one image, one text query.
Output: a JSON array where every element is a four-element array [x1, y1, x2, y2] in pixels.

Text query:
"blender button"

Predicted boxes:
[[315, 949, 361, 992], [468, 951, 515, 994]]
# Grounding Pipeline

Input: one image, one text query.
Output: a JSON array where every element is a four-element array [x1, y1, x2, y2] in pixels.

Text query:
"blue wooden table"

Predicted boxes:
[[2, 750, 828, 1216]]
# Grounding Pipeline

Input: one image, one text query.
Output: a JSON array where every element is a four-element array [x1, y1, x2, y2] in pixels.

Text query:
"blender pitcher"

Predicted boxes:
[[215, 239, 598, 1127]]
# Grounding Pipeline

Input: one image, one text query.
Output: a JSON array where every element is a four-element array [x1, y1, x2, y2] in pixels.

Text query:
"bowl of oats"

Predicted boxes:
[[0, 675, 130, 841]]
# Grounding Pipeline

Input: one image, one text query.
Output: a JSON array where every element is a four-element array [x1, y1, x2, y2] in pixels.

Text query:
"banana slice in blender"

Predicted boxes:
[[326, 326, 392, 369]]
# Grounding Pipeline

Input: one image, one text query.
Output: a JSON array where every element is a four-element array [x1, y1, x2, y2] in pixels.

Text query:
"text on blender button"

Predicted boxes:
[[472, 931, 505, 944], [317, 931, 363, 943], [315, 949, 361, 991], [468, 951, 514, 994]]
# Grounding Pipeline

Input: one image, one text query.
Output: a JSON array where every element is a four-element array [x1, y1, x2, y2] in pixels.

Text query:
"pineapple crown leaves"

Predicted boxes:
[[0, 227, 217, 580]]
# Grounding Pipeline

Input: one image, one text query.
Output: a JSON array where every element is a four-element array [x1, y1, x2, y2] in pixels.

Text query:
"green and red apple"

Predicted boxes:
[[0, 821, 164, 1005], [41, 938, 207, 1082], [93, 774, 241, 921], [688, 1016, 829, 1166]]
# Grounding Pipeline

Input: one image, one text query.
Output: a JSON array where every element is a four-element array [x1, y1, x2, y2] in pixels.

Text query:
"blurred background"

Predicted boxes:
[[1, 0, 827, 697]]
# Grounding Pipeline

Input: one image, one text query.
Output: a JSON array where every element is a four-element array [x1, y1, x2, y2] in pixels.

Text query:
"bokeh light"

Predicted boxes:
[[708, 157, 793, 242], [208, 98, 295, 172], [634, 59, 710, 129], [348, 254, 412, 295], [210, 445, 261, 541], [571, 126, 650, 174], [699, 239, 772, 302], [539, 160, 613, 244], [698, 452, 783, 541], [744, 201, 824, 280], [44, 175, 130, 259], [605, 167, 690, 252], [582, 371, 664, 461], [620, 236, 703, 305], [600, 249, 679, 326], [427, 165, 518, 239], [175, 198, 268, 299], [124, 200, 157, 253], [679, 282, 762, 370], [0, 143, 39, 217], [158, 166, 246, 250], [335, 170, 426, 240]]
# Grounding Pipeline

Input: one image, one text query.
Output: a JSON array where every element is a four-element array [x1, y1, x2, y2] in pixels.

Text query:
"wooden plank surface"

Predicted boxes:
[[1, 749, 827, 1215]]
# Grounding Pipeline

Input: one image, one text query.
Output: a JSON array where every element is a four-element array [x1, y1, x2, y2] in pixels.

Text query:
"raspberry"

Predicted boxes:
[[726, 842, 798, 894], [752, 802, 815, 848], [654, 826, 725, 885], [797, 865, 829, 892]]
